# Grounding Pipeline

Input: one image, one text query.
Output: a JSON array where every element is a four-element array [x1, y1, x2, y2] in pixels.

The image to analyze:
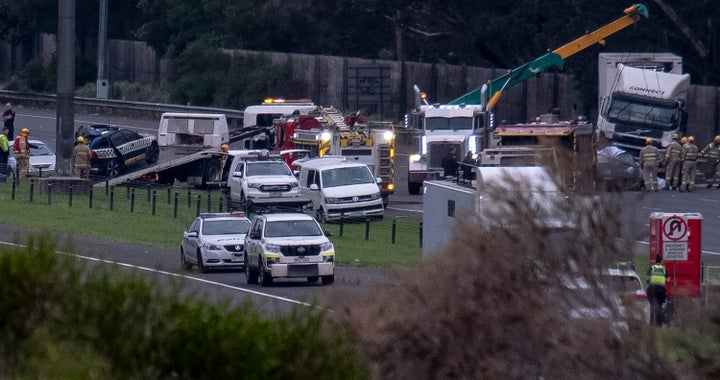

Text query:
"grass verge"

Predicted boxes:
[[0, 180, 422, 266]]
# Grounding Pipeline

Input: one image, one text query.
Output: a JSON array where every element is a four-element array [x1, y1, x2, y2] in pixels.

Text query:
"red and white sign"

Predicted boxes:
[[649, 212, 702, 298]]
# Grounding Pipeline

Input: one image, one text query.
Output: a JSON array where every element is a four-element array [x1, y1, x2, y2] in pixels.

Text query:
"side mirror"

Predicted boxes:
[[324, 230, 333, 237], [376, 177, 382, 184], [187, 231, 198, 238], [232, 171, 243, 178], [310, 183, 319, 191], [249, 231, 260, 239]]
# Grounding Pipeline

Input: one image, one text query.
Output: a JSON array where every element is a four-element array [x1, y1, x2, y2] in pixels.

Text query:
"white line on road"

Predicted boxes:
[[0, 240, 312, 307]]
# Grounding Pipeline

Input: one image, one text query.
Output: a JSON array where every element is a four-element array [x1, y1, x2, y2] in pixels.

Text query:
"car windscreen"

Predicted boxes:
[[264, 220, 323, 237], [202, 219, 251, 235], [246, 161, 292, 177], [321, 166, 374, 188], [31, 143, 54, 156]]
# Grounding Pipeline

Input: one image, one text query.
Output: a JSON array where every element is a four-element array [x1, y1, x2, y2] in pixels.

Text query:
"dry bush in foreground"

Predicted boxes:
[[327, 183, 678, 379]]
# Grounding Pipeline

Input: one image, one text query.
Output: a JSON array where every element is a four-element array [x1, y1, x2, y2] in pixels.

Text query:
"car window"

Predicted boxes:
[[92, 137, 111, 149], [202, 219, 251, 235], [321, 166, 374, 188], [188, 219, 199, 233], [264, 220, 323, 237], [250, 219, 264, 237], [30, 143, 54, 156], [246, 161, 292, 177]]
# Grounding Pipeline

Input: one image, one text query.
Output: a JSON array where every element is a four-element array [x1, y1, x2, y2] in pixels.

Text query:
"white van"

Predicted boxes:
[[158, 113, 229, 148], [297, 157, 384, 222]]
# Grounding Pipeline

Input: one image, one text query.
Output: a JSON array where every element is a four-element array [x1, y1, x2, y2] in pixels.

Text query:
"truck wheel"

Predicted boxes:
[[105, 159, 121, 178], [259, 261, 273, 287], [245, 255, 258, 284], [321, 274, 334, 285], [202, 159, 222, 186], [408, 181, 422, 195], [145, 143, 160, 163]]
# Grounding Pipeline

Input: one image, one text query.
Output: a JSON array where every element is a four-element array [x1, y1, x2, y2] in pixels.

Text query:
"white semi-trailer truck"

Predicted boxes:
[[597, 52, 690, 154]]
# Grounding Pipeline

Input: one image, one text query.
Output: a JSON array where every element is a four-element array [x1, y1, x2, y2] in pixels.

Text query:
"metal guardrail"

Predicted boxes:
[[0, 90, 245, 127]]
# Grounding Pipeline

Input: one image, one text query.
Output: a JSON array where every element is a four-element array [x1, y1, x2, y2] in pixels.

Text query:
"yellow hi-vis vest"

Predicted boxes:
[[649, 264, 667, 285]]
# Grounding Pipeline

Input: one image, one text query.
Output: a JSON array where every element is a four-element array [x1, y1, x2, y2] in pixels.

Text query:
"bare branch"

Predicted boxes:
[[652, 0, 709, 59]]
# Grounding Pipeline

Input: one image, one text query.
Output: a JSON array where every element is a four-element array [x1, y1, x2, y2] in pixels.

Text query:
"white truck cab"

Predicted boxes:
[[226, 150, 301, 205], [296, 156, 384, 222]]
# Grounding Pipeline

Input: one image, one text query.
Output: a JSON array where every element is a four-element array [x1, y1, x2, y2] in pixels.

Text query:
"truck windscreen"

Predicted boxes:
[[607, 98, 677, 129], [425, 117, 473, 131]]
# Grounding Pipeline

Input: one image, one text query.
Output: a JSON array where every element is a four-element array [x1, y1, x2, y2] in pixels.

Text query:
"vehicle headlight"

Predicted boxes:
[[290, 182, 299, 188], [409, 154, 421, 163], [383, 130, 395, 142], [320, 242, 334, 251], [204, 243, 222, 250], [263, 243, 281, 254], [248, 183, 262, 189], [325, 197, 340, 204], [265, 253, 280, 264], [370, 192, 381, 200]]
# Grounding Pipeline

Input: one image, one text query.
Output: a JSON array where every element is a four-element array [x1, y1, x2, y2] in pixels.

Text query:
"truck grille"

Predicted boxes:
[[280, 245, 321, 257], [261, 184, 291, 192]]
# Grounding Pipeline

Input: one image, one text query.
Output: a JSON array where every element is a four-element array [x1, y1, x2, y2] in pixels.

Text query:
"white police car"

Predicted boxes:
[[180, 212, 251, 272]]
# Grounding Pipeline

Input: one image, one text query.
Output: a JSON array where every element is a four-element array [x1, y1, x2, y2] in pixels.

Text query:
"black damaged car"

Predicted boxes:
[[84, 127, 160, 178]]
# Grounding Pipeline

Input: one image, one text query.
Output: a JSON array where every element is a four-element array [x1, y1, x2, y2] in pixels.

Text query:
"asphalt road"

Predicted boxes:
[[8, 105, 720, 312]]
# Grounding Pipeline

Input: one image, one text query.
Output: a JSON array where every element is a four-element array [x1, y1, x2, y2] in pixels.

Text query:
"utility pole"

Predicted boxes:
[[97, 0, 109, 99], [56, 0, 75, 176]]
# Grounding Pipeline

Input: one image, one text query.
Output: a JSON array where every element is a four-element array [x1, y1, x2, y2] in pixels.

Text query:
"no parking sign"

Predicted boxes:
[[649, 212, 702, 297]]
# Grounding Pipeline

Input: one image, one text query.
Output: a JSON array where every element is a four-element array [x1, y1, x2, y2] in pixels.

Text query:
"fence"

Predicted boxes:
[[0, 178, 423, 258]]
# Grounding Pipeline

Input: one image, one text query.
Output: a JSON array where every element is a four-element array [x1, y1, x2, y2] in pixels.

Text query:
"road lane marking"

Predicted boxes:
[[0, 240, 312, 307], [386, 206, 422, 213]]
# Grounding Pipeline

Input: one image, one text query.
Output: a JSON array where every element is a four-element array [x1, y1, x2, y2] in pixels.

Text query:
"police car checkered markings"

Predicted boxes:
[[94, 148, 116, 159]]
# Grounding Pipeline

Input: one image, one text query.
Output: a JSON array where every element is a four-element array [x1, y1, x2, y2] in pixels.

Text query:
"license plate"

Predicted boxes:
[[270, 192, 283, 198], [295, 257, 309, 263]]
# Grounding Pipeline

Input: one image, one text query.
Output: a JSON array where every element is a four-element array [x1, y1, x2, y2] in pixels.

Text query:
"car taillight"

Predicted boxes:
[[91, 151, 98, 160], [634, 291, 647, 301]]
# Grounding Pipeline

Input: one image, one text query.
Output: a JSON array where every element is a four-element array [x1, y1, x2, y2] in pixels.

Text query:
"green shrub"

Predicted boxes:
[[0, 236, 369, 378]]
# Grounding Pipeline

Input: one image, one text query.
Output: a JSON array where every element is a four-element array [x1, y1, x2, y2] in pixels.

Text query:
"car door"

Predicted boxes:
[[228, 159, 244, 200], [245, 218, 264, 268], [183, 219, 201, 263]]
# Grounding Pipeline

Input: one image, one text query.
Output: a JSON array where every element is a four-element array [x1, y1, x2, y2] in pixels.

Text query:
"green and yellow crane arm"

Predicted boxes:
[[448, 3, 649, 111]]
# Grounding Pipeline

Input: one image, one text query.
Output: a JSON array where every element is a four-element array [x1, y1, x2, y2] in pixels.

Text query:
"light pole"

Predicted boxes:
[[97, 0, 109, 99], [56, 0, 76, 176]]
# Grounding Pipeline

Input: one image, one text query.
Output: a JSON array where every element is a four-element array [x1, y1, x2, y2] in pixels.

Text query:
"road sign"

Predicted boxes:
[[649, 212, 702, 297]]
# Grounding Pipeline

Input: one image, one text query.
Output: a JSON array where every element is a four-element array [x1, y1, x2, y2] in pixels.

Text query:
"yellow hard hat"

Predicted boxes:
[[672, 133, 678, 139], [715, 135, 720, 142], [77, 136, 84, 143], [645, 138, 653, 144], [681, 137, 688, 143], [688, 136, 695, 142], [221, 144, 230, 152], [20, 128, 29, 135]]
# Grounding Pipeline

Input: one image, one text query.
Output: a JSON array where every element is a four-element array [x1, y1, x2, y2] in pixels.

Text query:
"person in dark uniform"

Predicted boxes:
[[462, 151, 475, 181], [2, 103, 15, 140], [441, 147, 458, 178]]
